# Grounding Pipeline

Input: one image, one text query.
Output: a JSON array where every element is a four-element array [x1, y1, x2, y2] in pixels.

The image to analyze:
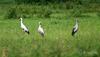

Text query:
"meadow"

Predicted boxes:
[[0, 1, 100, 57]]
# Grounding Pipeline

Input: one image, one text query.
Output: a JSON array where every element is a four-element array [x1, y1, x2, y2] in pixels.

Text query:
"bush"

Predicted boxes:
[[5, 7, 17, 19], [44, 10, 52, 18], [5, 5, 52, 19], [5, 5, 31, 19], [68, 5, 83, 17], [38, 8, 52, 18]]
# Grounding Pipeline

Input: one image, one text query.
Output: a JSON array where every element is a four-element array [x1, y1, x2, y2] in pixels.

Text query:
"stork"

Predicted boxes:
[[20, 18, 30, 34], [38, 22, 45, 37], [72, 19, 78, 36]]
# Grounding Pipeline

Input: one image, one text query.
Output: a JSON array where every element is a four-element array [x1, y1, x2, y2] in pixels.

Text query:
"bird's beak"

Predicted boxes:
[[18, 17, 21, 21], [18, 18, 20, 21]]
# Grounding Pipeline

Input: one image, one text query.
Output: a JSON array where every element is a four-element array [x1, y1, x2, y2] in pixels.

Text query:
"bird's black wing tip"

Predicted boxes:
[[72, 31, 75, 36], [27, 31, 30, 34], [41, 33, 44, 37], [25, 31, 30, 34]]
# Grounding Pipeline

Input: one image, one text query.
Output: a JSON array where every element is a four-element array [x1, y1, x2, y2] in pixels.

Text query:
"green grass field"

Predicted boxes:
[[0, 3, 100, 57]]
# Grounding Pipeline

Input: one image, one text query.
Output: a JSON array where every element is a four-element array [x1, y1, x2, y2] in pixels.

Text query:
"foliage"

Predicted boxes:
[[14, 0, 100, 5], [0, 17, 100, 57], [5, 7, 17, 19], [5, 5, 52, 19], [0, 0, 100, 57]]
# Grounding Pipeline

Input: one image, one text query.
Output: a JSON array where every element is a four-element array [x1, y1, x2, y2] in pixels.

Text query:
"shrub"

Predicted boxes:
[[41, 8, 52, 18], [69, 5, 83, 17], [5, 5, 52, 19], [5, 7, 17, 19]]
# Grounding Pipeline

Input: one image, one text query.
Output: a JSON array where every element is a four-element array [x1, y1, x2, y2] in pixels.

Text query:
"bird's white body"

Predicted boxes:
[[73, 22, 78, 32], [72, 19, 78, 36], [38, 22, 44, 37], [20, 18, 29, 34]]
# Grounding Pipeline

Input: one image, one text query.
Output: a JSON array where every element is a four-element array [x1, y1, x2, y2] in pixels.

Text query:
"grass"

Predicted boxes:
[[0, 4, 100, 57], [0, 16, 100, 57]]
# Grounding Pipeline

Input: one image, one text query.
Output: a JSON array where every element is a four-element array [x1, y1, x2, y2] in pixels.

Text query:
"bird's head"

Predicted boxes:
[[20, 17, 23, 21], [39, 21, 42, 25], [20, 17, 22, 20], [17, 16, 22, 20]]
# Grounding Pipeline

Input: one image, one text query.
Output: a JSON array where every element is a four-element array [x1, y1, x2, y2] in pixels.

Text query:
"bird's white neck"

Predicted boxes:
[[21, 20, 22, 23], [20, 18, 23, 24], [75, 20, 78, 27], [39, 24, 42, 27]]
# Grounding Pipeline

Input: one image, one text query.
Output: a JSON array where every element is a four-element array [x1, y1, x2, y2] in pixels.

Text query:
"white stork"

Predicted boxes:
[[20, 18, 30, 34], [72, 19, 78, 36], [38, 22, 45, 37]]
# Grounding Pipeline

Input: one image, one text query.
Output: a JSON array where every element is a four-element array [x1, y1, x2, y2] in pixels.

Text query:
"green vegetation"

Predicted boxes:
[[0, 16, 100, 57], [0, 0, 100, 57]]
